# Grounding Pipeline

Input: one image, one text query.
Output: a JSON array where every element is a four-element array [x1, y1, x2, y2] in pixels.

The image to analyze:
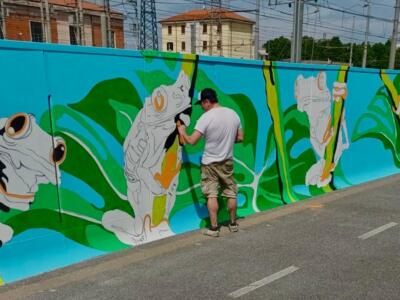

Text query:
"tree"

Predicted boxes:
[[262, 36, 291, 61], [261, 36, 398, 69]]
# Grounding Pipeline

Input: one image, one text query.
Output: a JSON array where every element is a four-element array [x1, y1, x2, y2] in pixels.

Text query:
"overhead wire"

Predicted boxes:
[[109, 0, 395, 50]]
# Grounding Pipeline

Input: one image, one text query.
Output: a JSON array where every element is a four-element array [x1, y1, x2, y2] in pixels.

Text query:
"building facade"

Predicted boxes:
[[0, 0, 124, 48], [159, 8, 255, 59]]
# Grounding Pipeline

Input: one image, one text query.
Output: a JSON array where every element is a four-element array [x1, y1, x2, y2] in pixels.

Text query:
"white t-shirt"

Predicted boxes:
[[194, 106, 241, 165]]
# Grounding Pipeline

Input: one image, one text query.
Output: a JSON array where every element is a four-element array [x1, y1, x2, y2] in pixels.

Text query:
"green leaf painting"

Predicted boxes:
[[1, 52, 370, 270], [69, 78, 142, 144], [353, 72, 400, 166]]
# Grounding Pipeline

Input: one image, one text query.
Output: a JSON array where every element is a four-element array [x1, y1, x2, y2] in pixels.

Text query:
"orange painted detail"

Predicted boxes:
[[153, 95, 165, 112], [0, 184, 34, 201], [320, 162, 335, 181], [154, 136, 181, 189], [322, 116, 332, 144], [308, 203, 324, 209]]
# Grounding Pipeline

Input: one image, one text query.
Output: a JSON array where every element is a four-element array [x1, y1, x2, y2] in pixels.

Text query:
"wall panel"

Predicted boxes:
[[0, 40, 399, 284]]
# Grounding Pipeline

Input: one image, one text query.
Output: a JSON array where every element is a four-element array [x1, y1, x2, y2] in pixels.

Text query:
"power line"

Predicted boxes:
[[110, 0, 397, 56], [156, 1, 392, 42], [307, 1, 393, 23]]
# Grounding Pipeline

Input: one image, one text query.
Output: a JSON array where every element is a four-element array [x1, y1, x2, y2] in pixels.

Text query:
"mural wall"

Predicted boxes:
[[0, 40, 399, 284]]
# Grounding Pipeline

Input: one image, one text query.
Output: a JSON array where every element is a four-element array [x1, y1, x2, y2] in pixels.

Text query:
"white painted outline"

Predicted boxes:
[[228, 266, 299, 298], [62, 131, 128, 201], [358, 222, 398, 240], [118, 111, 133, 125]]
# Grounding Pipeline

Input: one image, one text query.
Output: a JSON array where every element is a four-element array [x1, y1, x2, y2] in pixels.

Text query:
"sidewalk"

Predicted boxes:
[[1, 174, 400, 299]]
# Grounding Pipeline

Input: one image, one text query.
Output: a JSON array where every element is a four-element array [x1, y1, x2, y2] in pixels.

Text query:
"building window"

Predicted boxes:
[[202, 41, 207, 51], [167, 42, 174, 51], [202, 24, 207, 34], [181, 41, 186, 51], [217, 40, 221, 50], [111, 31, 116, 48], [69, 26, 78, 45], [181, 25, 185, 34], [30, 21, 43, 42], [168, 25, 172, 35], [217, 23, 222, 33]]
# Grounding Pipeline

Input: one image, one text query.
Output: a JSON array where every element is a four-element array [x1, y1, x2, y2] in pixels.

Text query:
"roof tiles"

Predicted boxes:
[[159, 8, 254, 24], [30, 0, 122, 14]]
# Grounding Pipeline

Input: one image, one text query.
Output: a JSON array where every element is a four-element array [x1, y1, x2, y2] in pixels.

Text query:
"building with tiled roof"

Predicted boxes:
[[0, 0, 124, 47], [159, 8, 255, 59]]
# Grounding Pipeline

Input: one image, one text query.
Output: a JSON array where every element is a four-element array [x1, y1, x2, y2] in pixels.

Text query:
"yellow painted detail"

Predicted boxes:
[[263, 60, 296, 202], [182, 54, 197, 77], [0, 275, 4, 286], [380, 70, 399, 110], [152, 195, 167, 227], [152, 57, 195, 226], [153, 137, 181, 226], [322, 65, 349, 185]]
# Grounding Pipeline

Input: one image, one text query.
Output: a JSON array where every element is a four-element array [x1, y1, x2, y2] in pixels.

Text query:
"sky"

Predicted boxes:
[[109, 0, 397, 49]]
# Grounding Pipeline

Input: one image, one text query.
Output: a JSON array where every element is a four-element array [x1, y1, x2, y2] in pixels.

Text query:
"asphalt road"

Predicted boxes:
[[1, 174, 400, 300]]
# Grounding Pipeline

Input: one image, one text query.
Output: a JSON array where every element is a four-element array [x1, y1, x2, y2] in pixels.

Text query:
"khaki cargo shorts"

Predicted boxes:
[[201, 159, 237, 198]]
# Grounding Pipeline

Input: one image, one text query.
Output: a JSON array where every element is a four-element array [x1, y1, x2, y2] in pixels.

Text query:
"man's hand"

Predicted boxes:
[[176, 122, 202, 145], [179, 113, 191, 127], [177, 121, 186, 144], [235, 128, 244, 143], [177, 121, 186, 136]]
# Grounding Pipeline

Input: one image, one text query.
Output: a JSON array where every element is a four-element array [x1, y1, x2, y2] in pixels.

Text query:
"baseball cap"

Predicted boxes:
[[195, 88, 218, 105]]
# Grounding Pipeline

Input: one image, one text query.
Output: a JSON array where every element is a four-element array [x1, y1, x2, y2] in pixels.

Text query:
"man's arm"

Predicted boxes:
[[235, 128, 244, 143], [177, 124, 203, 145]]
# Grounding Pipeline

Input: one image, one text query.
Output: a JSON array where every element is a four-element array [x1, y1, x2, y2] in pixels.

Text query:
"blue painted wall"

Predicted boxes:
[[0, 40, 399, 284]]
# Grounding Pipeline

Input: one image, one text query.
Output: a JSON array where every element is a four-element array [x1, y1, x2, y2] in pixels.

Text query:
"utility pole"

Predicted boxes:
[[100, 13, 107, 47], [75, 9, 81, 44], [389, 0, 400, 69], [44, 0, 51, 42], [218, 1, 222, 56], [291, 0, 304, 62], [209, 0, 221, 56], [101, 0, 108, 47], [349, 16, 355, 66], [362, 0, 371, 68], [254, 0, 260, 59], [210, 4, 214, 56], [310, 8, 319, 61], [40, 0, 45, 41], [0, 0, 5, 39], [77, 0, 85, 45], [105, 0, 112, 47], [127, 0, 139, 49], [106, 0, 112, 47], [139, 0, 158, 50]]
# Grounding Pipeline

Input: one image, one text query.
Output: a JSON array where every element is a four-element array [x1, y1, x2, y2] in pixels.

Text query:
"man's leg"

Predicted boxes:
[[227, 197, 237, 224], [219, 159, 238, 232], [207, 197, 219, 229], [201, 163, 219, 232]]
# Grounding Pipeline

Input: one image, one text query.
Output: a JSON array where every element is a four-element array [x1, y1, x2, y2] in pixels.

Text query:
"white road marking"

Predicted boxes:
[[358, 222, 398, 240], [228, 266, 299, 298]]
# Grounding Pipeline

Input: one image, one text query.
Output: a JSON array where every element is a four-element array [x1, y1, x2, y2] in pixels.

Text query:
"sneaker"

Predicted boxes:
[[203, 228, 219, 237], [228, 222, 239, 232]]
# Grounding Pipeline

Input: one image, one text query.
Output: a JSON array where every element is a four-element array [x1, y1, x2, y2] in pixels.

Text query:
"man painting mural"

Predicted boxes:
[[177, 88, 243, 237]]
